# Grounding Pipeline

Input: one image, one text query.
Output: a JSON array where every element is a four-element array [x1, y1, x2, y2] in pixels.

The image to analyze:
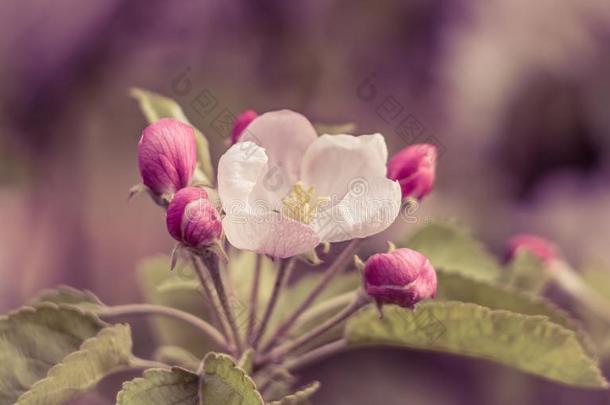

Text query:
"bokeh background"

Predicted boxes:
[[1, 0, 610, 404]]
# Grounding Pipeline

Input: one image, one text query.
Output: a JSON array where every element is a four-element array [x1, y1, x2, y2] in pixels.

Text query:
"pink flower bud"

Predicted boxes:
[[387, 144, 437, 200], [231, 109, 258, 144], [364, 248, 437, 308], [166, 187, 222, 248], [506, 234, 558, 264], [137, 118, 197, 196]]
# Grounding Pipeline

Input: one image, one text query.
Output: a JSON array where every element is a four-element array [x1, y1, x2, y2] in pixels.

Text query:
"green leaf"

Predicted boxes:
[[17, 324, 132, 405], [117, 367, 200, 405], [0, 304, 126, 404], [130, 88, 214, 183], [503, 250, 549, 293], [30, 285, 104, 312], [227, 251, 277, 335], [268, 381, 320, 405], [575, 262, 610, 356], [313, 122, 357, 135], [404, 221, 502, 281], [157, 278, 200, 294], [345, 301, 608, 388], [435, 270, 595, 355], [137, 255, 217, 356], [581, 262, 610, 301], [237, 349, 255, 375], [200, 352, 264, 405]]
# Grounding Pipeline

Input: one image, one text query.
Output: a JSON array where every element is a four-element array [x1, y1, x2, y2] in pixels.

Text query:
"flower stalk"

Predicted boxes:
[[252, 258, 296, 348], [247, 254, 263, 343], [258, 289, 369, 366], [191, 254, 232, 345], [198, 250, 245, 354], [285, 339, 348, 372], [551, 260, 610, 324], [98, 303, 228, 350], [261, 239, 361, 352]]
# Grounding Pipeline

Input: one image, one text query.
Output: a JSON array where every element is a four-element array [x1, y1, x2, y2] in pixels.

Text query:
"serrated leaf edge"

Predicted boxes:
[[268, 381, 321, 405], [15, 324, 132, 404], [30, 285, 104, 306], [202, 352, 264, 404], [437, 269, 598, 357], [346, 301, 609, 388], [116, 367, 199, 405]]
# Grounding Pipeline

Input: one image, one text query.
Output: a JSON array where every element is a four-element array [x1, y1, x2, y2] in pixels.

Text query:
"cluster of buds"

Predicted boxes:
[[136, 112, 440, 307], [137, 118, 222, 250]]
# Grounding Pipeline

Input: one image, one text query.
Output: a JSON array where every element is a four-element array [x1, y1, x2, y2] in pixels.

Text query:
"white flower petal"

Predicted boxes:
[[240, 110, 317, 182], [310, 176, 401, 243], [223, 210, 320, 258], [217, 141, 269, 213], [300, 134, 389, 199]]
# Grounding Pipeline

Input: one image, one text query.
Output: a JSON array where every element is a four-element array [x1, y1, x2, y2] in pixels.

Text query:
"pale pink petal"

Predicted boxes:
[[217, 141, 290, 213], [223, 210, 320, 258], [217, 141, 269, 212], [240, 110, 317, 183], [300, 134, 388, 200], [310, 175, 401, 243]]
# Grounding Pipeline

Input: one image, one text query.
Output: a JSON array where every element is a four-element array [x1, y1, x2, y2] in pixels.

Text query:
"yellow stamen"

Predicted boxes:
[[282, 182, 329, 224]]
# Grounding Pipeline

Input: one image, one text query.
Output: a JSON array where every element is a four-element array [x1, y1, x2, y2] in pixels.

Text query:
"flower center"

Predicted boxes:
[[281, 182, 329, 224]]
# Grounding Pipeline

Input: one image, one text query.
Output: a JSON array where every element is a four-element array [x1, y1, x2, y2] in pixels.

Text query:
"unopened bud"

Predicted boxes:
[[231, 109, 258, 144], [166, 187, 222, 249], [387, 144, 437, 200], [506, 234, 558, 264], [364, 248, 437, 308], [137, 118, 197, 196]]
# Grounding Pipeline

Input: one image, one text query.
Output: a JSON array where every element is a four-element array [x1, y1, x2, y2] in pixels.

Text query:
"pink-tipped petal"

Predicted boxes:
[[239, 110, 317, 182]]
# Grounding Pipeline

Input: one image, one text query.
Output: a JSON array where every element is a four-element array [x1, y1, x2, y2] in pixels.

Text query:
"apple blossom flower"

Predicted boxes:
[[364, 248, 437, 308], [217, 110, 401, 258], [231, 109, 258, 144], [137, 118, 197, 196], [387, 144, 437, 200], [166, 187, 222, 248], [506, 234, 558, 264]]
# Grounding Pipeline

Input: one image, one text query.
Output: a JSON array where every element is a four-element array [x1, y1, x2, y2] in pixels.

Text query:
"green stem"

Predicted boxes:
[[99, 303, 227, 350], [285, 339, 348, 371], [551, 260, 610, 324], [295, 291, 356, 330], [261, 239, 361, 352], [129, 356, 168, 370], [247, 254, 263, 344], [259, 290, 369, 367], [191, 255, 232, 346], [198, 251, 245, 354], [252, 258, 296, 348]]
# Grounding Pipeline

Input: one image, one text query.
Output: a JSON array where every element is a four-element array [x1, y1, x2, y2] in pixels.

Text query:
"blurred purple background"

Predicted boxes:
[[1, 0, 610, 403]]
